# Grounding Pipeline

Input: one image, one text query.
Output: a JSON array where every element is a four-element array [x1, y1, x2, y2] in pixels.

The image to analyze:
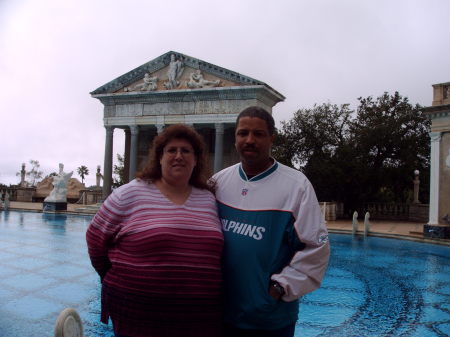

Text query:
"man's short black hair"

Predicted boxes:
[[236, 106, 275, 135]]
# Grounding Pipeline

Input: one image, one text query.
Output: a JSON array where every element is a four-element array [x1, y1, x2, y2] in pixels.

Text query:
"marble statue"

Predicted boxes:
[[44, 163, 73, 203], [164, 54, 184, 89], [3, 191, 10, 210], [125, 73, 158, 92], [187, 70, 220, 88], [96, 165, 103, 188], [20, 163, 27, 187]]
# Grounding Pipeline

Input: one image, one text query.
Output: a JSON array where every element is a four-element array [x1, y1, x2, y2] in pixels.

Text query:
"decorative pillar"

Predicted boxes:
[[129, 125, 139, 181], [413, 170, 420, 204], [103, 126, 114, 199], [214, 123, 225, 173], [428, 132, 441, 225], [124, 129, 131, 183], [156, 124, 164, 134]]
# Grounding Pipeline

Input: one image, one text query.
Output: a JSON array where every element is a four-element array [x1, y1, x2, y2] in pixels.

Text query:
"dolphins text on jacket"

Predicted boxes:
[[220, 218, 265, 240]]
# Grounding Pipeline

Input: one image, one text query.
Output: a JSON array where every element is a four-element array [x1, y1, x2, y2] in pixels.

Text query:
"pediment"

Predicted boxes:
[[90, 51, 276, 95]]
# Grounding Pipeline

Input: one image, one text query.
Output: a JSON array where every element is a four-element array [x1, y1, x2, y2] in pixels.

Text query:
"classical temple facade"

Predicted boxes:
[[91, 51, 285, 197], [423, 82, 450, 231]]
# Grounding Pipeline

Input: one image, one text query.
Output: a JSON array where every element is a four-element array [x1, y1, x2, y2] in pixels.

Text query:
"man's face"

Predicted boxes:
[[235, 116, 275, 173]]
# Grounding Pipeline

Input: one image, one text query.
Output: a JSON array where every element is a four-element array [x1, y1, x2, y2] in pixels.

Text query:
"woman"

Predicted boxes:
[[86, 124, 223, 337]]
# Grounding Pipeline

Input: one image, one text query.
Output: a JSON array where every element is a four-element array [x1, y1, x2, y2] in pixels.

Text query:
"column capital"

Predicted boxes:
[[429, 131, 441, 142], [129, 125, 139, 135], [156, 124, 165, 134], [104, 125, 115, 134], [214, 123, 225, 133]]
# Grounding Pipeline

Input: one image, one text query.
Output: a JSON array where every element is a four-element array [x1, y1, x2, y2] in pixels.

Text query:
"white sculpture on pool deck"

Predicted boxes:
[[45, 163, 73, 203]]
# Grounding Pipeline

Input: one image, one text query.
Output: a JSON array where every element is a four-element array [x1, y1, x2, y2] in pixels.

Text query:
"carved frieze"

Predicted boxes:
[[124, 73, 158, 92], [186, 70, 220, 88]]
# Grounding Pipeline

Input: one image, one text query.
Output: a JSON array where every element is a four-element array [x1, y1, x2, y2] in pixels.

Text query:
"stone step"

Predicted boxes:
[[73, 203, 102, 214]]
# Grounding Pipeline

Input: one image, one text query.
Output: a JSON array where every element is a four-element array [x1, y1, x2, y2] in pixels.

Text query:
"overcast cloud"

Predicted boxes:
[[0, 0, 448, 187]]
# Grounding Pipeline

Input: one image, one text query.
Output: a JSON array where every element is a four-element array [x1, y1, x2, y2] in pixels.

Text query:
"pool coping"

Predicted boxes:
[[329, 229, 450, 246], [4, 202, 450, 246]]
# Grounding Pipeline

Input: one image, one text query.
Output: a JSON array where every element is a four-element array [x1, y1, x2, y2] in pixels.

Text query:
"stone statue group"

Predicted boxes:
[[125, 53, 221, 92], [45, 163, 73, 203]]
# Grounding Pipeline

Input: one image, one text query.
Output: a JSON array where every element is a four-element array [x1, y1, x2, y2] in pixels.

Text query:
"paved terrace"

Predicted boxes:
[[6, 201, 450, 246]]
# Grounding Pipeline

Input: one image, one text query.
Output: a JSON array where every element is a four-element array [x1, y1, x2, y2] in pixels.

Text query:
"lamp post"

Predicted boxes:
[[413, 169, 420, 204]]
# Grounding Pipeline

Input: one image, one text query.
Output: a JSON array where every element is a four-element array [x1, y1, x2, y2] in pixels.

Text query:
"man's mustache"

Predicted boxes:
[[242, 145, 257, 151]]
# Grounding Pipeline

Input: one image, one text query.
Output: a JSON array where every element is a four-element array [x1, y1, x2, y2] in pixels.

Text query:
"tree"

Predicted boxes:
[[351, 92, 430, 205], [24, 160, 43, 186], [275, 103, 352, 168], [275, 92, 430, 215], [112, 154, 125, 188], [77, 165, 89, 184], [274, 103, 353, 202]]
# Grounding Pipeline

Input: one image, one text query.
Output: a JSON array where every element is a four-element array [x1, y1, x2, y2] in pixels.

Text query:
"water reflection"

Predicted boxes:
[[3, 210, 10, 222], [41, 213, 68, 234]]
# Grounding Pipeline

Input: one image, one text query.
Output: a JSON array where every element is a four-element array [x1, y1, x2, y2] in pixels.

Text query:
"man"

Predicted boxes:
[[212, 106, 330, 337]]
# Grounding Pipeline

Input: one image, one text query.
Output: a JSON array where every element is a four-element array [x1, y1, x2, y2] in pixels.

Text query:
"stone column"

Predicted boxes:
[[428, 132, 441, 225], [124, 129, 131, 184], [129, 125, 139, 181], [214, 123, 225, 173], [156, 124, 164, 134], [103, 126, 114, 199]]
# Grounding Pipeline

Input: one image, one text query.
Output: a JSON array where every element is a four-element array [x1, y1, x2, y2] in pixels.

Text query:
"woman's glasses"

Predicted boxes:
[[164, 147, 194, 156]]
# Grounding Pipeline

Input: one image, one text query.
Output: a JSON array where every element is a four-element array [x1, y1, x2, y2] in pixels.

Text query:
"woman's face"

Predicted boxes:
[[160, 138, 197, 185]]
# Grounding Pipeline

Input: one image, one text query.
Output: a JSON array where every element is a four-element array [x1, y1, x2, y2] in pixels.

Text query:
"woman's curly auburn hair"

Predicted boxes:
[[135, 124, 213, 191]]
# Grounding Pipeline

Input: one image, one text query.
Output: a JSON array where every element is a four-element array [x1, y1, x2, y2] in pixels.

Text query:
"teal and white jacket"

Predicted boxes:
[[213, 160, 330, 330]]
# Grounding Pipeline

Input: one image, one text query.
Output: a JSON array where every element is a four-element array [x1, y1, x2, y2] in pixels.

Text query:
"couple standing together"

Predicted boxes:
[[86, 106, 330, 337]]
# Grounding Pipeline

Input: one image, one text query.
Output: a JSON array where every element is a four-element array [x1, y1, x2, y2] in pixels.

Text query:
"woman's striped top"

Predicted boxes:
[[86, 179, 224, 337]]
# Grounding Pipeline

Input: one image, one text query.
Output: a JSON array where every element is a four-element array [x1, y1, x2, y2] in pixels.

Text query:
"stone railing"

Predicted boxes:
[[364, 203, 410, 220], [1, 186, 102, 205], [360, 202, 428, 222], [76, 189, 103, 205], [319, 202, 344, 221], [321, 201, 429, 222], [0, 187, 19, 201]]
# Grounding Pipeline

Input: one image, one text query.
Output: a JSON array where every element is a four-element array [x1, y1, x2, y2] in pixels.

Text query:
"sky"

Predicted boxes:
[[0, 0, 448, 187]]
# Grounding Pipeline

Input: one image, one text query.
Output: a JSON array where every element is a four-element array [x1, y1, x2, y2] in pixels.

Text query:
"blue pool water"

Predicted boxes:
[[0, 211, 449, 337]]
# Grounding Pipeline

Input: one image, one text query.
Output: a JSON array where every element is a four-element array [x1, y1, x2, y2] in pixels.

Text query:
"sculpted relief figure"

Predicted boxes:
[[187, 70, 221, 89], [164, 54, 184, 89], [125, 73, 158, 92], [45, 163, 73, 203]]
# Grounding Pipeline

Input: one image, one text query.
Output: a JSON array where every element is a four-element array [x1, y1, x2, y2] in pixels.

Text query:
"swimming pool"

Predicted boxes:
[[0, 211, 449, 336], [298, 234, 450, 337]]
